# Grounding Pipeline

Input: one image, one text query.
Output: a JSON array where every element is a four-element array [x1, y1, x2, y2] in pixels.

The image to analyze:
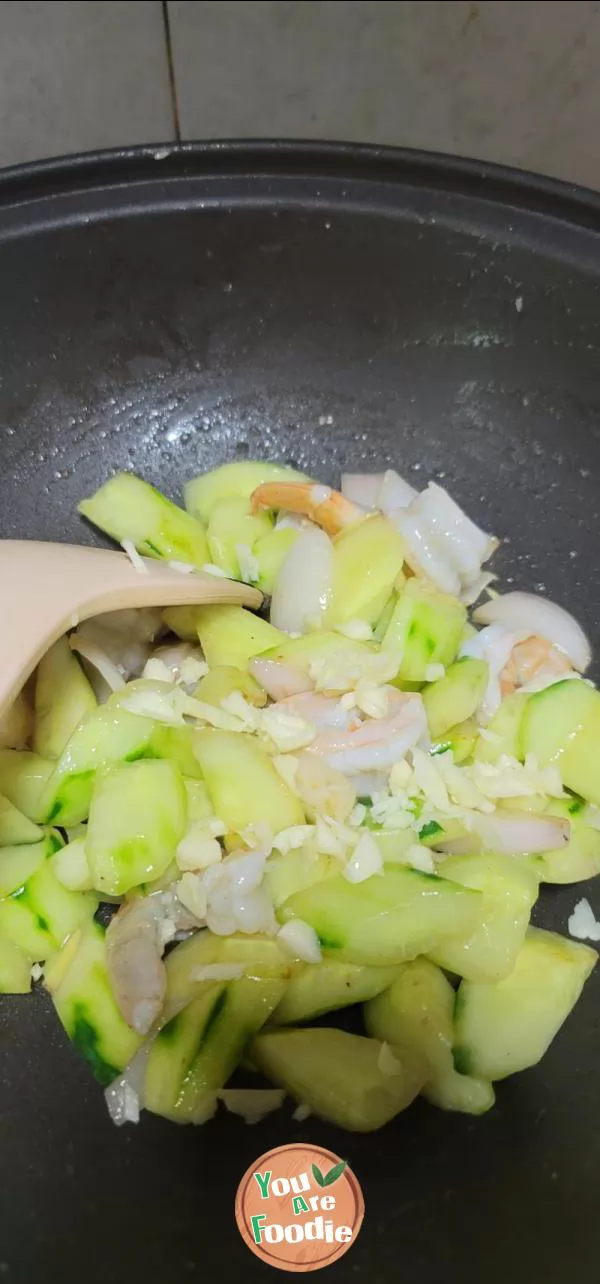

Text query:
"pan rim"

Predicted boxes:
[[0, 139, 599, 233]]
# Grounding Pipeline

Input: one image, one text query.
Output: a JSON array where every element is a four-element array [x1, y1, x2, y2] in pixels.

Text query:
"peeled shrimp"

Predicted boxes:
[[305, 689, 427, 774], [250, 481, 362, 536], [269, 692, 360, 732], [500, 635, 573, 696], [106, 891, 197, 1035]]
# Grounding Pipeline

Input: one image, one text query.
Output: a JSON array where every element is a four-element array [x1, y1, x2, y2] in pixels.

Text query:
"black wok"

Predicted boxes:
[[1, 142, 599, 1284]]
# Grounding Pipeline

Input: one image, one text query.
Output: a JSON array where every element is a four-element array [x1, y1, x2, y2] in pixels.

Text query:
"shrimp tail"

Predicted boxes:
[[250, 481, 362, 536]]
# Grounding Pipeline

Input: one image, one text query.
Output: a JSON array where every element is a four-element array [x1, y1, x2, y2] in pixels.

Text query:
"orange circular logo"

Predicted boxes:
[[235, 1142, 364, 1272]]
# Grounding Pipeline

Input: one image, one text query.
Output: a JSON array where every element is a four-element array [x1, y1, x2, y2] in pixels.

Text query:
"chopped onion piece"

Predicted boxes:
[[471, 810, 570, 854], [341, 472, 384, 508], [219, 1088, 285, 1124], [474, 591, 591, 672], [343, 831, 383, 883], [270, 526, 333, 634], [378, 469, 418, 513], [69, 634, 126, 692], [121, 540, 149, 575], [277, 919, 322, 962]]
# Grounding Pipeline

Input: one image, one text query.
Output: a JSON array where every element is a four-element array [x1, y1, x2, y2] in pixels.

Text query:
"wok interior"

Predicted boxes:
[[1, 151, 599, 1283]]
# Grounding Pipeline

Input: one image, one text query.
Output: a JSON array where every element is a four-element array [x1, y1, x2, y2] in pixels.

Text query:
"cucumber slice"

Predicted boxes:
[[48, 920, 143, 1084], [520, 679, 600, 804], [475, 691, 527, 765], [0, 750, 54, 822], [41, 706, 156, 826], [382, 580, 466, 683], [162, 606, 200, 642], [195, 605, 284, 670], [278, 865, 481, 965], [325, 515, 405, 627], [253, 527, 299, 594], [364, 959, 494, 1115], [184, 779, 215, 822], [431, 719, 478, 764], [0, 795, 43, 846], [427, 852, 539, 982], [145, 935, 288, 1122], [184, 461, 309, 525], [147, 724, 204, 779], [530, 798, 600, 883], [86, 758, 187, 896], [272, 958, 399, 1024], [0, 839, 48, 898], [194, 730, 304, 835], [0, 935, 32, 993], [79, 472, 210, 567], [422, 658, 488, 739], [259, 629, 374, 675], [194, 665, 266, 708], [207, 496, 272, 578], [34, 637, 96, 760], [252, 1027, 425, 1131], [264, 847, 339, 909], [367, 825, 415, 863], [454, 927, 597, 1080], [0, 835, 97, 960]]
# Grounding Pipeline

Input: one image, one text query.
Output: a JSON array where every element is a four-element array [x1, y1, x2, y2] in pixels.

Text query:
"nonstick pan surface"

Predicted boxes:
[[1, 142, 600, 1284]]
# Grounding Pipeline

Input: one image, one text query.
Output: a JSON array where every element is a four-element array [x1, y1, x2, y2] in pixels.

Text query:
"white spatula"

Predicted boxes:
[[0, 540, 262, 719]]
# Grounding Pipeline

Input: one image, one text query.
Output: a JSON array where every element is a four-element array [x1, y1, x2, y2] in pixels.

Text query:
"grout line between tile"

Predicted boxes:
[[162, 0, 181, 141]]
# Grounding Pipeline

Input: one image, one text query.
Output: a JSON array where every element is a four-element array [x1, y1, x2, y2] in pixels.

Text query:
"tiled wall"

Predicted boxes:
[[1, 0, 600, 189]]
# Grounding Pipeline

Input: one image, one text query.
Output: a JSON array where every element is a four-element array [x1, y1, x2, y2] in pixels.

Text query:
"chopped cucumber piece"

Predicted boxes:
[[252, 1027, 425, 1131], [0, 935, 32, 993], [79, 472, 209, 566], [422, 658, 488, 739], [0, 834, 97, 961], [279, 865, 480, 965], [48, 921, 143, 1084], [264, 847, 339, 909], [259, 629, 373, 674], [382, 580, 466, 683], [86, 758, 187, 896], [162, 606, 200, 642], [272, 958, 399, 1024], [34, 637, 96, 760], [164, 931, 294, 1014], [195, 605, 284, 669], [364, 959, 494, 1114], [325, 515, 405, 626], [0, 795, 43, 846], [454, 927, 597, 1080], [207, 496, 272, 578], [194, 730, 304, 834], [372, 591, 398, 644], [51, 837, 93, 892], [148, 724, 204, 779], [427, 852, 539, 982], [520, 679, 600, 804], [529, 798, 600, 883], [41, 706, 156, 826], [0, 750, 54, 822], [194, 665, 266, 708], [475, 691, 527, 765], [253, 527, 299, 594], [145, 934, 288, 1122], [432, 719, 478, 764], [184, 461, 309, 525], [184, 779, 215, 822], [0, 838, 49, 898]]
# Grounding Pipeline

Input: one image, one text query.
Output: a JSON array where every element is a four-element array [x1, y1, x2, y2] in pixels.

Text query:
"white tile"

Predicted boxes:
[[169, 0, 600, 189], [0, 0, 174, 168]]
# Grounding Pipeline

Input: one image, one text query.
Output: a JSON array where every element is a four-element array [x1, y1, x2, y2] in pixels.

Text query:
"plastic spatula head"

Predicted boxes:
[[0, 540, 262, 719]]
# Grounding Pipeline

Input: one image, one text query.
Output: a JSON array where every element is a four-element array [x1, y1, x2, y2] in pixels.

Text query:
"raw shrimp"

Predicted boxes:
[[106, 891, 197, 1035], [500, 635, 573, 696], [305, 688, 427, 774], [250, 481, 362, 536]]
